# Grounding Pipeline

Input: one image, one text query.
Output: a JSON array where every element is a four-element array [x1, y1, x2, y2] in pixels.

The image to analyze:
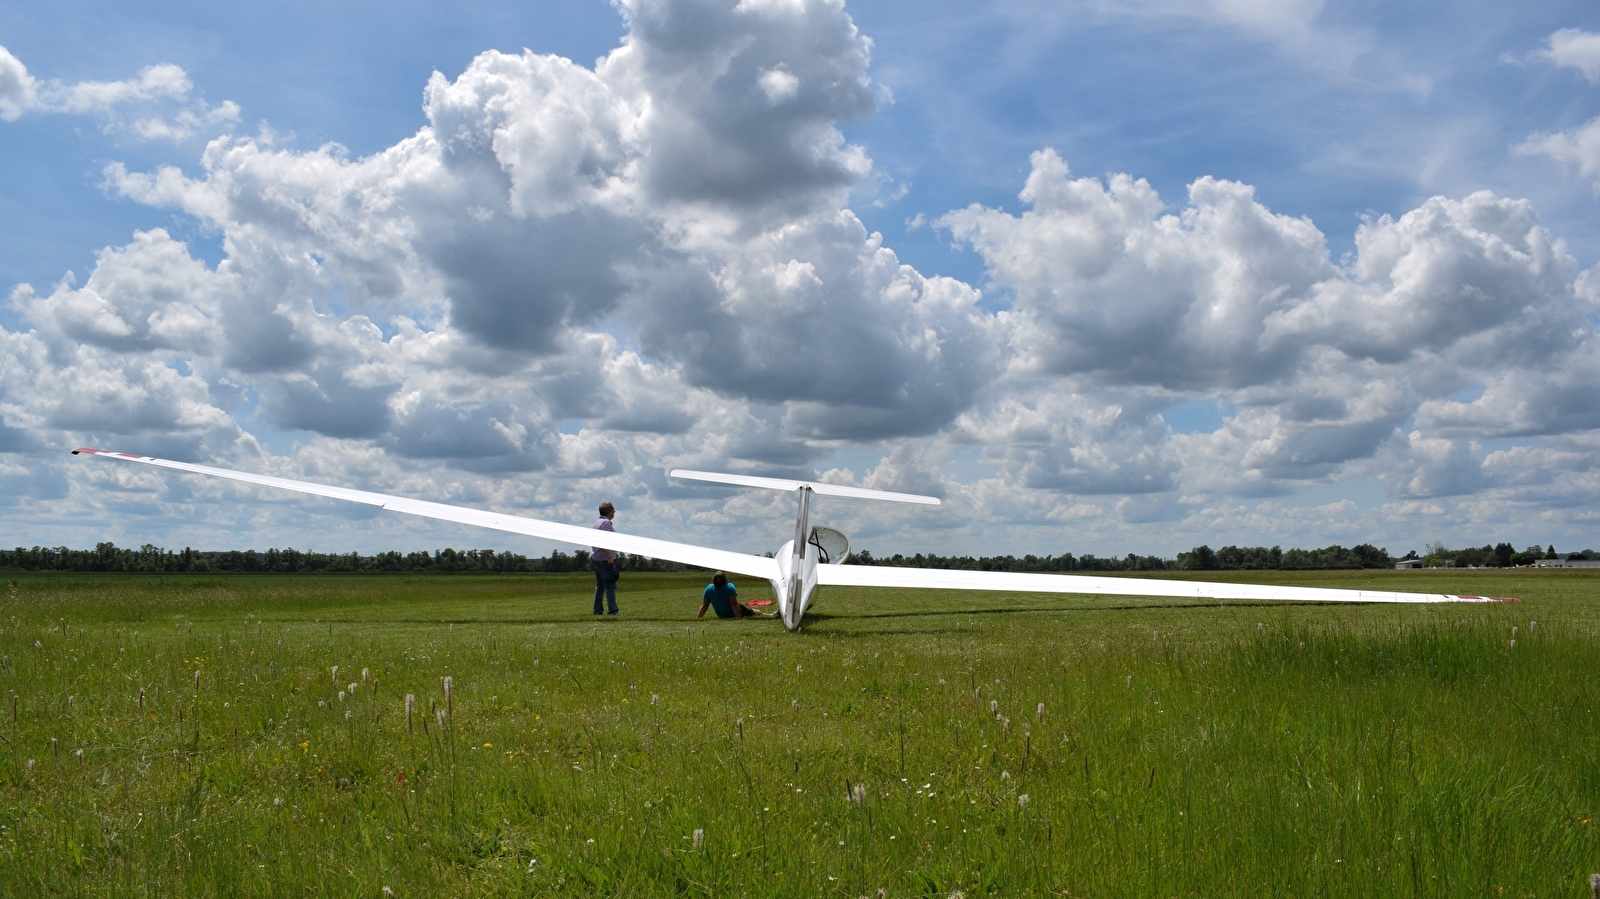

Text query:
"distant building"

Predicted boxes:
[[1395, 559, 1423, 569], [1535, 558, 1600, 569]]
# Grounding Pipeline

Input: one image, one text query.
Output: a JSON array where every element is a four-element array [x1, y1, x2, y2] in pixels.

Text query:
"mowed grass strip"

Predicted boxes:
[[0, 569, 1596, 896]]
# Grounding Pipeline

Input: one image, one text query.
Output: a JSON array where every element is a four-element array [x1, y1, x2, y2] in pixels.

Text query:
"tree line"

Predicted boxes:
[[0, 543, 693, 574], [5, 540, 1591, 575]]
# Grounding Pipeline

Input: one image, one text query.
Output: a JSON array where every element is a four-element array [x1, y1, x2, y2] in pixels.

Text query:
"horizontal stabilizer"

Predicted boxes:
[[670, 469, 940, 505]]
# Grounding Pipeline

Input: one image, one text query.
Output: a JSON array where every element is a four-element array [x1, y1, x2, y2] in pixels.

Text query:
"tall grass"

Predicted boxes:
[[0, 569, 1596, 896]]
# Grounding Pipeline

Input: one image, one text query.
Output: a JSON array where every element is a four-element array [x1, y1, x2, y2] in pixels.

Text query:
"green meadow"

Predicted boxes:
[[0, 568, 1597, 896]]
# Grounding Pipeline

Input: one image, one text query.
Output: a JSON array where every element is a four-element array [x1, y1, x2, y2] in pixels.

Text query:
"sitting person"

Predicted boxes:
[[698, 571, 769, 619]]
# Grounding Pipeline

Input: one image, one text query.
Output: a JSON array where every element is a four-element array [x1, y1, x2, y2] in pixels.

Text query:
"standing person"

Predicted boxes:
[[698, 571, 768, 619], [592, 502, 619, 616]]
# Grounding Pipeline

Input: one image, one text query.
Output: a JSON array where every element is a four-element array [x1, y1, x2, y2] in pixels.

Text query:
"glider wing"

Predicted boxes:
[[814, 561, 1511, 604], [72, 449, 780, 581]]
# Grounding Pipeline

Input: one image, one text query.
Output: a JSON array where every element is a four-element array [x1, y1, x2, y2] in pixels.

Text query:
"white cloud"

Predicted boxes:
[[0, 45, 38, 121], [1517, 116, 1600, 190], [1540, 28, 1600, 83], [0, 45, 238, 141]]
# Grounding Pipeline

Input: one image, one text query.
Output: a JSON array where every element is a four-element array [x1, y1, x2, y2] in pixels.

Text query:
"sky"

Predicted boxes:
[[2, 0, 1599, 561]]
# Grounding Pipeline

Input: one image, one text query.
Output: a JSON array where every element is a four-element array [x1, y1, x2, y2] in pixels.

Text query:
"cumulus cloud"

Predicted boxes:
[[3, 1, 1599, 556], [0, 45, 37, 121], [1540, 28, 1600, 83], [0, 44, 238, 140], [1517, 116, 1600, 190]]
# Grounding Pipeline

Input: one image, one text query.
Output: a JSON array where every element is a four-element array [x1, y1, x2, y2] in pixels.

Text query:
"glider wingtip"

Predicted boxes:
[[1493, 596, 1521, 603], [72, 447, 101, 456]]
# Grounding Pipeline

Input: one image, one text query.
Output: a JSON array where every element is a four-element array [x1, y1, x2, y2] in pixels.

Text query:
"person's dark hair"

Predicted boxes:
[[712, 571, 727, 587], [598, 501, 615, 517]]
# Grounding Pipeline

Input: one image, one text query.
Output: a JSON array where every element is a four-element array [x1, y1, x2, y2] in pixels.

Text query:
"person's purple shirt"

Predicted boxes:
[[592, 516, 616, 563]]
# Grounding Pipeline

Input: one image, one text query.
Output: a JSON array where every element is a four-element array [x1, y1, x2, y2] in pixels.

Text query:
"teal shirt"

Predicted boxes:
[[703, 582, 738, 618]]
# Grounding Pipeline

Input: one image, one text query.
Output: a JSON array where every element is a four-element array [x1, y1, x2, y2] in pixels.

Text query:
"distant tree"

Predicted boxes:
[[1494, 542, 1514, 568], [1182, 545, 1217, 570]]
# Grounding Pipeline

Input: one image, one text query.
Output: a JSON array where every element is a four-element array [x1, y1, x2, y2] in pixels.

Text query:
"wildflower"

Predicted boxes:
[[338, 691, 346, 702], [362, 667, 370, 682], [1018, 793, 1030, 809], [736, 718, 744, 740], [1530, 621, 1537, 633], [949, 891, 965, 899], [194, 670, 201, 691], [332, 665, 339, 684], [989, 699, 998, 714], [652, 694, 660, 705], [436, 709, 447, 729], [318, 700, 326, 708], [851, 783, 867, 806], [382, 888, 393, 897], [274, 797, 284, 807], [1036, 702, 1045, 720], [298, 741, 309, 750], [1002, 717, 1010, 736], [405, 694, 415, 732], [692, 828, 704, 849], [74, 748, 83, 760], [348, 683, 358, 695], [1000, 770, 1011, 780], [1126, 675, 1133, 688], [443, 676, 453, 715]]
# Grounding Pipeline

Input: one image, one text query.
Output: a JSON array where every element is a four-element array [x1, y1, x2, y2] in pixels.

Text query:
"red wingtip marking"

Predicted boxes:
[[1493, 596, 1521, 603], [72, 447, 103, 455]]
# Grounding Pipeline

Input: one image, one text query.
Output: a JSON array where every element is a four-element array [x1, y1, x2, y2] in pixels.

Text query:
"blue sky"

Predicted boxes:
[[3, 0, 1599, 559]]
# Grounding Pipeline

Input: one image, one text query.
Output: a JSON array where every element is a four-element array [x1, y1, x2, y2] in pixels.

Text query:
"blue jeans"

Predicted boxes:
[[592, 559, 618, 614]]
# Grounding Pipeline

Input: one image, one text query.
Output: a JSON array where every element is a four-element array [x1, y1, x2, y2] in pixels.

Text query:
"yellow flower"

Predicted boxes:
[[483, 743, 493, 749], [298, 741, 310, 751]]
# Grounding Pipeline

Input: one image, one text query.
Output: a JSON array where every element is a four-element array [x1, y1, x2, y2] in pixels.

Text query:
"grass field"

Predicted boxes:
[[1, 567, 1597, 897]]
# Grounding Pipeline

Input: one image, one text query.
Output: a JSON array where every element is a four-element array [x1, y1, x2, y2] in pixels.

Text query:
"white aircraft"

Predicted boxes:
[[72, 447, 1514, 629]]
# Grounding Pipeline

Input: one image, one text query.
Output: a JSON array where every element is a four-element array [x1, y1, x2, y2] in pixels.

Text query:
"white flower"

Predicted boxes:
[[1018, 794, 1030, 809], [692, 828, 705, 849]]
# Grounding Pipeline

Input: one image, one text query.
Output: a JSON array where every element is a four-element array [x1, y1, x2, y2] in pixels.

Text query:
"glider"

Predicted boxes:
[[72, 448, 1515, 630]]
